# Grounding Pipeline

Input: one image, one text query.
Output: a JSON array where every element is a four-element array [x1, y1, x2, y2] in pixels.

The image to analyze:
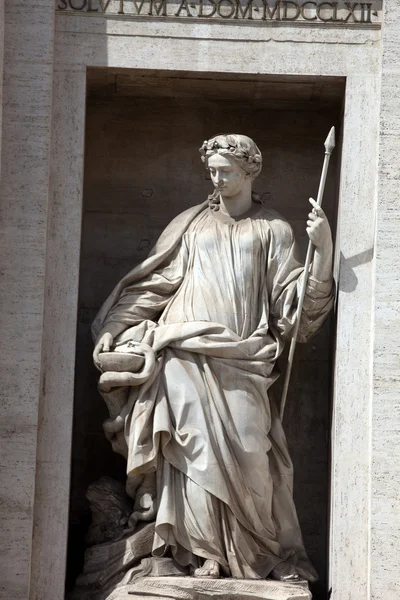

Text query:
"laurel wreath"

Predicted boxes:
[[199, 135, 262, 178]]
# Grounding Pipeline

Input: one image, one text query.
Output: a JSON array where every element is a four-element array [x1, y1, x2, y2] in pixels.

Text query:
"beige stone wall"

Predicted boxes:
[[0, 2, 55, 599], [371, 1, 400, 597]]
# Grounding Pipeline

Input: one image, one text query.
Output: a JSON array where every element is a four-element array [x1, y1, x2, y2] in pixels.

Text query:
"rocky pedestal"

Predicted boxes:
[[68, 478, 313, 600]]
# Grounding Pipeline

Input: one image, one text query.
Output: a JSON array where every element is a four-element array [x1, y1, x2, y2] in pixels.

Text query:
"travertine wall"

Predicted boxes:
[[0, 2, 55, 599], [371, 0, 400, 597]]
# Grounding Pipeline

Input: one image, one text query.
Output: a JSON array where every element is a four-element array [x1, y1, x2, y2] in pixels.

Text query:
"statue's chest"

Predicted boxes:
[[192, 218, 265, 261]]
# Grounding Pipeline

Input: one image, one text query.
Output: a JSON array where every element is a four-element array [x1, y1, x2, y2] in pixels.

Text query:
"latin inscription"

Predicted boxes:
[[57, 0, 379, 23]]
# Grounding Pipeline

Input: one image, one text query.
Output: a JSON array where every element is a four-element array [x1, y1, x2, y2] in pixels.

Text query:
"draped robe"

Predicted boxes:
[[92, 199, 333, 579]]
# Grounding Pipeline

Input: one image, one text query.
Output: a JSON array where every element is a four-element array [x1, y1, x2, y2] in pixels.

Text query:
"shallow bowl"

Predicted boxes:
[[98, 351, 145, 373]]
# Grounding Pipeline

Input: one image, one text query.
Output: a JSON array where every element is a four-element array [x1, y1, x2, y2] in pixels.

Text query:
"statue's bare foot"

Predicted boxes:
[[194, 559, 220, 579], [270, 561, 300, 582]]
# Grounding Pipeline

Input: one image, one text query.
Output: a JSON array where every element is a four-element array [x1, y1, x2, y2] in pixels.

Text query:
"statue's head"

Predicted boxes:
[[199, 134, 262, 181]]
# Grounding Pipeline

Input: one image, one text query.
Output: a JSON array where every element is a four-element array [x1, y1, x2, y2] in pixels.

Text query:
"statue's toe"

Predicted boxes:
[[194, 560, 220, 579]]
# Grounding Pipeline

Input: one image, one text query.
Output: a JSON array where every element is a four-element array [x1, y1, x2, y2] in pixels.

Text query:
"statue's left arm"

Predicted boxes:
[[267, 204, 334, 344], [307, 197, 333, 283]]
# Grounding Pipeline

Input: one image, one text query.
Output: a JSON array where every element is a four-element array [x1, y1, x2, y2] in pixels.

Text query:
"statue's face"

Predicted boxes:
[[208, 153, 247, 199]]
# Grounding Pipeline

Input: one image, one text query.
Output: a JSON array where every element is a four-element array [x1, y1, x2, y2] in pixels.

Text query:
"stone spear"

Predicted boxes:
[[280, 126, 336, 420]]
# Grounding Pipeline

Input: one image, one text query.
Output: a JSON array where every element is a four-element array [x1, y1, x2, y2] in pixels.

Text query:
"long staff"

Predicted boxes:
[[280, 127, 336, 420]]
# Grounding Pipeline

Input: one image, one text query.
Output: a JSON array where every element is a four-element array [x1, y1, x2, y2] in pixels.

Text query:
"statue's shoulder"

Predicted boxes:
[[176, 201, 208, 221], [153, 201, 208, 249], [258, 205, 294, 243], [165, 201, 207, 229]]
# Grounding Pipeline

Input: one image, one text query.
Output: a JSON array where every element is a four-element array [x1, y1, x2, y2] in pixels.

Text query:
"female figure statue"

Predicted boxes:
[[92, 134, 333, 582]]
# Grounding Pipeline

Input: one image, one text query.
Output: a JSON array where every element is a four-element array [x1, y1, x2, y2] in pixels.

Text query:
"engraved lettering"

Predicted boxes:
[[364, 2, 372, 22], [283, 0, 300, 19], [262, 0, 281, 20], [87, 0, 99, 10], [133, 0, 146, 14], [217, 0, 236, 18], [55, 0, 378, 25], [175, 0, 194, 16], [343, 1, 359, 22], [359, 2, 371, 22], [235, 0, 253, 19], [69, 0, 87, 8], [316, 1, 334, 21], [149, 0, 167, 15], [199, 0, 217, 17], [98, 0, 112, 11], [300, 1, 317, 20]]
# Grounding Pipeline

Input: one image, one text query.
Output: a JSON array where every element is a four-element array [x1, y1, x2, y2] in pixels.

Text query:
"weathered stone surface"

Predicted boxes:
[[0, 1, 56, 599], [371, 2, 400, 599], [121, 577, 311, 600]]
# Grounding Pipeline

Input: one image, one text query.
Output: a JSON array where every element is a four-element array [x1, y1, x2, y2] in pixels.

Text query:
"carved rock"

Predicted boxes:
[[68, 523, 155, 600], [85, 477, 133, 547]]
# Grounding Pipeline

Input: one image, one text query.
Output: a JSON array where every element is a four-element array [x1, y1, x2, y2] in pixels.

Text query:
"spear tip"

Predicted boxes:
[[324, 126, 335, 154]]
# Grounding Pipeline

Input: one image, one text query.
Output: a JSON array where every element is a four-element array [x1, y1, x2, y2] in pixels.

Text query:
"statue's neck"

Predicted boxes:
[[219, 183, 253, 218]]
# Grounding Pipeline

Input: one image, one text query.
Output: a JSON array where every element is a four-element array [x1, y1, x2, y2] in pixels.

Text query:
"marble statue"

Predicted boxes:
[[89, 134, 333, 595]]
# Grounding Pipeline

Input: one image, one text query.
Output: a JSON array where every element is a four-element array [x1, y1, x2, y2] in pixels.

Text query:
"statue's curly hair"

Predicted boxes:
[[199, 133, 262, 180]]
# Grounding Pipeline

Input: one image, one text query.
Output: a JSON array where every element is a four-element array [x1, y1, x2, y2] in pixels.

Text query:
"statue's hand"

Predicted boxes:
[[93, 332, 114, 371], [306, 197, 332, 251]]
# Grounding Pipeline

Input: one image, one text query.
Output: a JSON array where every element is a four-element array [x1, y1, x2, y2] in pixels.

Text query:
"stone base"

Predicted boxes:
[[107, 577, 311, 600]]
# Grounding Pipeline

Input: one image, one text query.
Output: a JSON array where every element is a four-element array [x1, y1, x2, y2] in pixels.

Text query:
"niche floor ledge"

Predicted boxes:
[[111, 577, 311, 600]]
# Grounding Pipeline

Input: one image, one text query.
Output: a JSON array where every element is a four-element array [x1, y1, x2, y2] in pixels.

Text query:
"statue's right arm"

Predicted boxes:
[[93, 322, 127, 370]]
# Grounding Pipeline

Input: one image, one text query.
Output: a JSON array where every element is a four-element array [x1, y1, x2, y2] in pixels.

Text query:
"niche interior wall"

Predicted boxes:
[[67, 68, 344, 598]]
